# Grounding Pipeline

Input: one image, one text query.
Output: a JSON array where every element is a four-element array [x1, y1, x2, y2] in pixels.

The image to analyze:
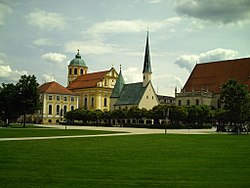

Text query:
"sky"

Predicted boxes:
[[0, 0, 250, 96]]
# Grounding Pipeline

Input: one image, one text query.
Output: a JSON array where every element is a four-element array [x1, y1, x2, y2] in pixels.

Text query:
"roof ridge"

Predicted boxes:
[[198, 57, 250, 65]]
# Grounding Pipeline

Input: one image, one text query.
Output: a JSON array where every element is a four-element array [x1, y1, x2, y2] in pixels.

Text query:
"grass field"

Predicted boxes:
[[0, 128, 120, 138], [0, 131, 250, 187]]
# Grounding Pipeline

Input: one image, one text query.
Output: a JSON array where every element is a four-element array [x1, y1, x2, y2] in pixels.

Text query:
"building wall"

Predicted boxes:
[[175, 91, 222, 109], [139, 83, 159, 110], [40, 93, 79, 124], [110, 97, 118, 111], [71, 88, 113, 111]]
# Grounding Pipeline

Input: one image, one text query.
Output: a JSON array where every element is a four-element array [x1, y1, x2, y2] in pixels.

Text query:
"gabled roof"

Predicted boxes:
[[183, 57, 250, 94], [115, 82, 146, 106], [67, 69, 111, 90], [38, 81, 75, 95], [110, 69, 125, 98]]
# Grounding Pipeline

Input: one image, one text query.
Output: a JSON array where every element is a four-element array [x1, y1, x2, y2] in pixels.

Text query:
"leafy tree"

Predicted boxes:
[[0, 75, 40, 127], [16, 75, 40, 127], [126, 106, 144, 123], [187, 105, 210, 126], [169, 106, 188, 125], [0, 83, 19, 124], [151, 105, 168, 120], [220, 79, 249, 123]]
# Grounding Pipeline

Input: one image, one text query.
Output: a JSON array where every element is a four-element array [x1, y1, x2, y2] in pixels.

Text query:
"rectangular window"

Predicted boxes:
[[196, 99, 199, 105], [49, 96, 52, 100], [56, 96, 60, 101], [187, 100, 190, 106], [178, 100, 181, 106], [71, 96, 74, 102], [64, 96, 67, 101]]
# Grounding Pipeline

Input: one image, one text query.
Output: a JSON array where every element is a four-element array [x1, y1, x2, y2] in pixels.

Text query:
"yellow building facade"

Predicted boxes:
[[38, 81, 79, 124], [68, 68, 118, 111]]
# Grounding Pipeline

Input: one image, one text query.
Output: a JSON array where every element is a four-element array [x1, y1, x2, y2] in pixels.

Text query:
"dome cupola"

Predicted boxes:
[[69, 50, 87, 67]]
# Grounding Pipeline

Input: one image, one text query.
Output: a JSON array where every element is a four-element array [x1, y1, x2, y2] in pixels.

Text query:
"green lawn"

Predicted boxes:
[[0, 128, 120, 138], [0, 134, 250, 187]]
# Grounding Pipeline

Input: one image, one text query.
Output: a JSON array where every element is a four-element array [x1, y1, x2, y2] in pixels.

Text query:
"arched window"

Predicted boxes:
[[84, 98, 88, 108], [74, 68, 77, 75], [64, 105, 67, 114], [56, 105, 60, 115], [80, 69, 83, 75], [69, 68, 72, 75], [104, 97, 107, 107], [48, 104, 53, 115], [71, 106, 74, 111], [91, 97, 94, 107]]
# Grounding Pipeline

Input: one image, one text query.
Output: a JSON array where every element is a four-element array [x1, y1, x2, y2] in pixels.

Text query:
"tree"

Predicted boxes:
[[220, 79, 249, 124], [186, 105, 210, 126], [169, 106, 188, 125], [0, 83, 19, 124], [16, 75, 40, 127]]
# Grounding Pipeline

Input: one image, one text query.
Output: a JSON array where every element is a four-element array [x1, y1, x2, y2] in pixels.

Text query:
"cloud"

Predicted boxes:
[[0, 3, 13, 25], [145, 0, 162, 4], [33, 38, 56, 46], [26, 10, 66, 30], [85, 17, 182, 35], [154, 74, 183, 95], [65, 40, 118, 55], [175, 48, 239, 71], [175, 0, 250, 25], [199, 48, 238, 63], [122, 67, 141, 83], [41, 74, 56, 82], [41, 53, 67, 63], [175, 55, 199, 71], [0, 65, 28, 83]]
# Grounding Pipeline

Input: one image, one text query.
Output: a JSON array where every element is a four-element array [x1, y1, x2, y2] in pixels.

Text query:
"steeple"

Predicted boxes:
[[110, 65, 125, 98], [143, 31, 152, 87]]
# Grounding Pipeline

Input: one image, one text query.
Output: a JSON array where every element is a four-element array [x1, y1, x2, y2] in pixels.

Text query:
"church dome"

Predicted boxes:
[[69, 50, 87, 67]]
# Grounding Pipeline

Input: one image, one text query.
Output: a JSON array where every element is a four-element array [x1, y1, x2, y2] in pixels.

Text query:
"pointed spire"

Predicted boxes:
[[110, 65, 125, 98], [143, 31, 152, 73]]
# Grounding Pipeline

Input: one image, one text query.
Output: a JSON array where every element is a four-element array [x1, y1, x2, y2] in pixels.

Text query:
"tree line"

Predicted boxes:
[[0, 75, 249, 131], [64, 79, 250, 130]]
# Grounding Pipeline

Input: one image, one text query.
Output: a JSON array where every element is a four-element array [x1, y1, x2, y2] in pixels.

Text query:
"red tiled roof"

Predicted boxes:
[[38, 81, 75, 95], [183, 58, 250, 94], [67, 70, 110, 90]]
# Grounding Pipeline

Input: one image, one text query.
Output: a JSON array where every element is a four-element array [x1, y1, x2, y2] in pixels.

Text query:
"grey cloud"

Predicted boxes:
[[0, 3, 13, 25], [175, 0, 250, 24], [175, 55, 198, 71], [175, 48, 238, 71]]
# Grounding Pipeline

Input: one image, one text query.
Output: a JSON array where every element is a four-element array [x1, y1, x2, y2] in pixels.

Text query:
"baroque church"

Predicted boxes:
[[66, 50, 118, 111]]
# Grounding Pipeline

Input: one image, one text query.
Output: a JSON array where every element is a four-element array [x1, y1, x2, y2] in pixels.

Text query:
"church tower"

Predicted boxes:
[[67, 50, 88, 85], [110, 65, 125, 110], [142, 31, 152, 87]]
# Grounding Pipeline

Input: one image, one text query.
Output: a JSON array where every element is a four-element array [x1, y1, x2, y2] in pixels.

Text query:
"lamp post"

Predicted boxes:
[[164, 107, 169, 134]]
